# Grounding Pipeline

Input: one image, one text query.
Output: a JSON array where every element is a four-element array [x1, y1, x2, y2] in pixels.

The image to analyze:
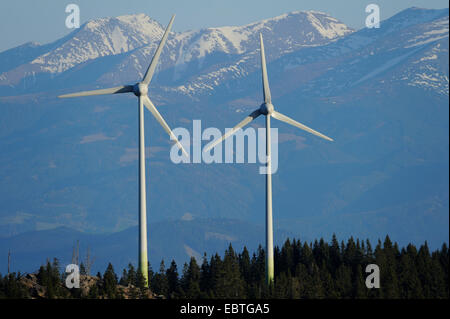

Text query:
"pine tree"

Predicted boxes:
[[183, 257, 202, 299], [280, 239, 294, 276], [398, 252, 423, 298], [438, 243, 449, 297], [151, 260, 168, 297], [148, 262, 154, 289], [199, 254, 211, 297], [166, 260, 180, 298], [429, 254, 447, 298], [334, 264, 352, 298], [219, 244, 245, 298], [88, 281, 100, 299], [306, 263, 325, 299], [119, 268, 128, 286], [319, 261, 337, 298], [330, 234, 341, 276], [135, 269, 149, 299], [80, 262, 87, 276], [239, 247, 251, 283], [251, 246, 266, 285], [208, 253, 222, 298], [102, 263, 118, 299], [354, 264, 368, 299], [273, 271, 290, 298], [127, 263, 137, 286]]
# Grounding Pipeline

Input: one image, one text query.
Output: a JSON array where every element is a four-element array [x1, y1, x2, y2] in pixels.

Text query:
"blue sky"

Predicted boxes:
[[0, 0, 448, 52]]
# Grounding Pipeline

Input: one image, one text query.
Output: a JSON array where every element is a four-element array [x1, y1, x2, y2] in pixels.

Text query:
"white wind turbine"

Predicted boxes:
[[59, 15, 187, 287], [204, 33, 333, 285]]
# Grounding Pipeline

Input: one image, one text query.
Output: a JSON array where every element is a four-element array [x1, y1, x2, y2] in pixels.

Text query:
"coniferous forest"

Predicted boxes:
[[0, 235, 448, 299]]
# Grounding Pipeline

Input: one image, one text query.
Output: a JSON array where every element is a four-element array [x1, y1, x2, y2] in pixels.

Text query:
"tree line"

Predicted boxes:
[[0, 235, 448, 298]]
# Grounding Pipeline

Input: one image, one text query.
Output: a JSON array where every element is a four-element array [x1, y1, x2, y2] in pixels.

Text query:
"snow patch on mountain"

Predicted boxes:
[[404, 41, 449, 95], [405, 16, 449, 48], [306, 11, 349, 39]]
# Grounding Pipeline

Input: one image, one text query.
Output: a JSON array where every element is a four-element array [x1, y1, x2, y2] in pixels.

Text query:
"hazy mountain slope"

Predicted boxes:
[[0, 219, 295, 275]]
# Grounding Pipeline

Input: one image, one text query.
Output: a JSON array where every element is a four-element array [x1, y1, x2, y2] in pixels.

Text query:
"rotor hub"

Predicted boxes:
[[134, 83, 148, 96], [260, 103, 274, 115]]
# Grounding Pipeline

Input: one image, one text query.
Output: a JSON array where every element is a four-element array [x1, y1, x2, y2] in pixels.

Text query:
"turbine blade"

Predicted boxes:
[[272, 111, 334, 142], [260, 33, 271, 104], [142, 15, 175, 85], [142, 95, 188, 157], [203, 109, 261, 152], [58, 85, 133, 98]]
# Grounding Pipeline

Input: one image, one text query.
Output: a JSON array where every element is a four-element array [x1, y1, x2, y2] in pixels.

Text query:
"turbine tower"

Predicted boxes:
[[204, 33, 333, 285], [59, 15, 187, 287]]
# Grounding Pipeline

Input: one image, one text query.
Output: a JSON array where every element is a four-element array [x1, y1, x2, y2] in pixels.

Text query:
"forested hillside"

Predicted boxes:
[[1, 235, 448, 299]]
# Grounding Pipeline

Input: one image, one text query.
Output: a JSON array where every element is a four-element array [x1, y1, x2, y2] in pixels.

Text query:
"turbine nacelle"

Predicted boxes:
[[260, 102, 274, 116], [133, 83, 148, 97]]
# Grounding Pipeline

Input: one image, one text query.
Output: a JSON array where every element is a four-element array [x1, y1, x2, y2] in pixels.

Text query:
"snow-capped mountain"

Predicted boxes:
[[32, 14, 165, 74], [247, 7, 449, 99], [171, 10, 350, 61], [0, 14, 166, 86], [0, 11, 352, 91]]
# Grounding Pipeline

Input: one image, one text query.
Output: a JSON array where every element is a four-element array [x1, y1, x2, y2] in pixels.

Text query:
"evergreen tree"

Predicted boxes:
[[166, 260, 180, 298], [135, 269, 149, 299], [88, 281, 100, 299], [219, 244, 245, 298], [183, 257, 202, 299], [127, 263, 137, 286], [320, 261, 337, 298], [80, 262, 87, 276], [102, 263, 118, 299], [380, 236, 400, 298], [119, 268, 128, 286], [273, 271, 290, 298], [398, 252, 423, 298], [334, 264, 352, 298], [199, 254, 211, 297], [354, 264, 368, 299], [151, 260, 168, 297]]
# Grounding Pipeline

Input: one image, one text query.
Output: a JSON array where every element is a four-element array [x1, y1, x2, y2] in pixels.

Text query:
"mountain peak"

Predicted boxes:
[[176, 10, 352, 60], [115, 13, 163, 30], [82, 13, 162, 32]]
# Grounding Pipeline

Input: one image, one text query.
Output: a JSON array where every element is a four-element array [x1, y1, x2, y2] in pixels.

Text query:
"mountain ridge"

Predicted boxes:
[[0, 218, 297, 275], [0, 10, 353, 91]]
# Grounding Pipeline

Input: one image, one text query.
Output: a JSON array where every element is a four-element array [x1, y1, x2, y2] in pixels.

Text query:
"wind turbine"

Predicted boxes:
[[59, 15, 187, 287], [204, 33, 333, 285]]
